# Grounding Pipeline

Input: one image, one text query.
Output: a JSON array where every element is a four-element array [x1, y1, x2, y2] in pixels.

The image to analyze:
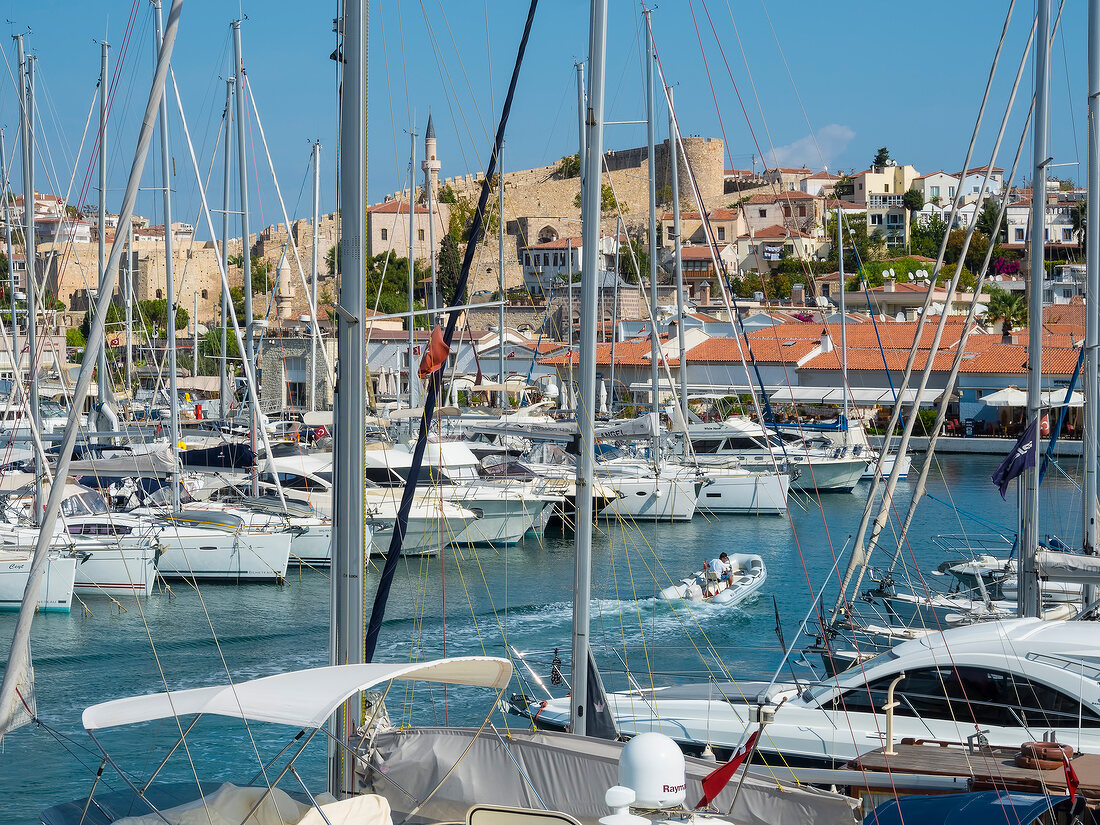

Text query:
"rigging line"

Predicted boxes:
[[755, 0, 825, 170], [365, 0, 539, 664], [426, 0, 490, 145], [378, 0, 412, 198]]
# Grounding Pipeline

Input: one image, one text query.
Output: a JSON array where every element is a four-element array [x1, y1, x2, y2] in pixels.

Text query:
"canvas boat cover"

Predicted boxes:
[[82, 658, 512, 731], [67, 447, 180, 479], [1036, 550, 1100, 584], [361, 727, 860, 825]]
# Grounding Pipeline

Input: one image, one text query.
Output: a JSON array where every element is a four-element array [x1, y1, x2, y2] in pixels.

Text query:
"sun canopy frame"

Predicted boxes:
[[82, 656, 513, 732]]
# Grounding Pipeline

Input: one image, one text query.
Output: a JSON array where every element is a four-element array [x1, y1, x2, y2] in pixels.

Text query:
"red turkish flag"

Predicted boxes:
[[694, 727, 760, 809], [418, 325, 450, 378]]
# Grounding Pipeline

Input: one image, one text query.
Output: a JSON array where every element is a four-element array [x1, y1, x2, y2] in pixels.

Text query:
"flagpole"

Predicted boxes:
[[723, 724, 765, 817]]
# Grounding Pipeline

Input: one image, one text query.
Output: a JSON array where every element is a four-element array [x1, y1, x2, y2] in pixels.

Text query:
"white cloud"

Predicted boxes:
[[768, 124, 855, 170]]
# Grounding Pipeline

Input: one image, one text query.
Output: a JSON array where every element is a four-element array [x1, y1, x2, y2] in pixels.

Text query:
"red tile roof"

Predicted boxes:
[[524, 235, 583, 250], [741, 223, 811, 239], [369, 200, 430, 215]]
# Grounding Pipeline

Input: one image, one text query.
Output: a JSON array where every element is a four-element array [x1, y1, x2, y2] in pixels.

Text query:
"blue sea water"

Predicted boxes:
[[0, 452, 1084, 822]]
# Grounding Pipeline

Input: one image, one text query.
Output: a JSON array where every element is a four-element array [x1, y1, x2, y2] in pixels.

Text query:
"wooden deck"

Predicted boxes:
[[849, 742, 1099, 798]]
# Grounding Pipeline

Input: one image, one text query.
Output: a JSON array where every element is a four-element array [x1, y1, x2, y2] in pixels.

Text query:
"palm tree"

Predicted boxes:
[[983, 286, 1028, 343], [1071, 202, 1087, 256]]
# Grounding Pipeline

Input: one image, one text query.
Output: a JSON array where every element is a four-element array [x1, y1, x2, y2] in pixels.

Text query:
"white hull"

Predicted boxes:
[[450, 499, 545, 546], [73, 543, 158, 597], [788, 457, 867, 492], [155, 529, 292, 581], [287, 524, 335, 566], [695, 468, 789, 514], [862, 452, 912, 480], [0, 551, 77, 612], [603, 476, 698, 522], [659, 555, 767, 606]]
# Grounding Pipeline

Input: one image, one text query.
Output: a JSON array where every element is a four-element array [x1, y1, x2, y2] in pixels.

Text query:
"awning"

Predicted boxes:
[[1036, 551, 1100, 584], [769, 386, 939, 405], [979, 386, 1027, 407], [82, 656, 513, 731]]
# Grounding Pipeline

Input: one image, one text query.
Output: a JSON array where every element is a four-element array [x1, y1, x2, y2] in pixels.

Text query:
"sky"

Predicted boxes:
[[0, 0, 1089, 243]]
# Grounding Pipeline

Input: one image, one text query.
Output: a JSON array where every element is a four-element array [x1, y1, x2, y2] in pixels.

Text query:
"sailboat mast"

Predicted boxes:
[[330, 0, 367, 798], [498, 140, 505, 408], [1083, 0, 1100, 605], [609, 215, 620, 406], [408, 130, 416, 411], [310, 139, 320, 413], [1020, 0, 1052, 619], [1, 131, 17, 388], [645, 10, 659, 463], [220, 78, 233, 420], [17, 40, 39, 521], [154, 0, 181, 513], [570, 0, 608, 739], [838, 206, 848, 441], [126, 222, 132, 409], [232, 21, 257, 489], [668, 87, 687, 446], [97, 40, 110, 418]]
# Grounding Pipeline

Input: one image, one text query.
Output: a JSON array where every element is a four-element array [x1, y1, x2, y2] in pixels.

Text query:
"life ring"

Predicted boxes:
[[1015, 741, 1073, 771]]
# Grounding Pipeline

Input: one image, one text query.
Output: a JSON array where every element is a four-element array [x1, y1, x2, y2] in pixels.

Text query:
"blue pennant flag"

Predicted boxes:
[[991, 417, 1038, 499]]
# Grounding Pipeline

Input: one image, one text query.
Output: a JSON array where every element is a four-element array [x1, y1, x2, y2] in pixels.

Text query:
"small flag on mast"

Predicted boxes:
[[694, 727, 760, 809], [991, 416, 1038, 499]]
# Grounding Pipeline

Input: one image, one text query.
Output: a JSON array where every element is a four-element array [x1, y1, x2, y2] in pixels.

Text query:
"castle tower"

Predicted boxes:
[[421, 113, 441, 205], [275, 254, 295, 320]]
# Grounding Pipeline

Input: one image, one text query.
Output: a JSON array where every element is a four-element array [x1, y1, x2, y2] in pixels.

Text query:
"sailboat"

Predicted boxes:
[[36, 4, 861, 825]]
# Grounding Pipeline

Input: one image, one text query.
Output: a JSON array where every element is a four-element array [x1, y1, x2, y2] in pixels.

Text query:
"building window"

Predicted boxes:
[[782, 206, 792, 217], [972, 186, 979, 194], [381, 228, 388, 240], [930, 185, 940, 198], [884, 184, 889, 193], [1015, 228, 1025, 242], [717, 227, 725, 240], [201, 289, 208, 299], [1045, 228, 1050, 241], [949, 186, 956, 197], [869, 214, 883, 226], [1063, 228, 1073, 242], [286, 382, 307, 407], [798, 206, 806, 217], [758, 209, 767, 218], [418, 229, 425, 241], [156, 289, 162, 299]]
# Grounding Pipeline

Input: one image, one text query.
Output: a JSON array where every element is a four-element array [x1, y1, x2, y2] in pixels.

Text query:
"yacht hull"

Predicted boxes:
[[696, 469, 790, 514], [0, 552, 77, 612], [155, 530, 292, 581]]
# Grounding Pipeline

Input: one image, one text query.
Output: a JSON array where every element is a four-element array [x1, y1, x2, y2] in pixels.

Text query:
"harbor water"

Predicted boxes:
[[0, 452, 1085, 822]]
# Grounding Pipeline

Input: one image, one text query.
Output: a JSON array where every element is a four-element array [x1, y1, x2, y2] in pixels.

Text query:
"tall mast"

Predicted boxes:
[[838, 206, 848, 443], [1020, 0, 1051, 619], [330, 0, 367, 798], [571, 60, 584, 415], [426, 132, 437, 326], [497, 140, 506, 408], [17, 38, 39, 520], [192, 291, 198, 373], [408, 130, 416, 411], [310, 139, 320, 413], [570, 0, 608, 738], [608, 215, 620, 411], [154, 0, 180, 513], [645, 11, 660, 463], [567, 238, 573, 409], [232, 20, 256, 487], [125, 222, 132, 409], [1, 130, 17, 382], [97, 40, 110, 423], [667, 87, 687, 445], [1084, 0, 1100, 605], [220, 78, 233, 420]]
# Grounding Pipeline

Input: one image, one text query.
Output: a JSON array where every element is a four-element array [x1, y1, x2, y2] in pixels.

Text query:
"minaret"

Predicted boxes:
[[421, 113, 441, 205]]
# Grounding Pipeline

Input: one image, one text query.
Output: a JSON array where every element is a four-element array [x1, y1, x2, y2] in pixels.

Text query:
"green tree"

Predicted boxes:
[[573, 184, 624, 214], [872, 147, 891, 167], [80, 302, 127, 339], [656, 185, 674, 206], [910, 214, 948, 258], [251, 258, 273, 293], [558, 153, 580, 179], [1072, 202, 1087, 252], [437, 184, 458, 204], [436, 232, 462, 302], [944, 228, 990, 273], [66, 327, 85, 349], [325, 243, 340, 277], [902, 188, 924, 215], [825, 213, 881, 273], [447, 193, 498, 243], [975, 199, 1004, 244], [983, 285, 1027, 340], [617, 236, 649, 284]]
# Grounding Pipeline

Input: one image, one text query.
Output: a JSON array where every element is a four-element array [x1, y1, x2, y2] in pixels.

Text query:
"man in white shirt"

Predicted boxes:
[[709, 552, 732, 585]]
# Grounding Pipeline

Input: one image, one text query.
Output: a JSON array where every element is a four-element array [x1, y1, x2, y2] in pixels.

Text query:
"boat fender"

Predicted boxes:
[[533, 700, 548, 721], [1015, 741, 1073, 771]]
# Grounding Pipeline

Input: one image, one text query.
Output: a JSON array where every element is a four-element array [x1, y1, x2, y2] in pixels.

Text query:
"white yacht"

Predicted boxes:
[[688, 417, 868, 493], [516, 618, 1100, 768], [0, 547, 77, 612]]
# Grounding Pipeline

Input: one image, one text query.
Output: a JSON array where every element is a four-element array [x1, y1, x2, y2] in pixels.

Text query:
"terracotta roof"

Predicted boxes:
[[954, 165, 1005, 177], [747, 319, 969, 350], [368, 200, 430, 215], [742, 191, 819, 204], [741, 223, 811, 239], [807, 171, 840, 179], [680, 245, 729, 260], [686, 336, 816, 364], [540, 339, 677, 367], [824, 198, 864, 210], [766, 167, 813, 174]]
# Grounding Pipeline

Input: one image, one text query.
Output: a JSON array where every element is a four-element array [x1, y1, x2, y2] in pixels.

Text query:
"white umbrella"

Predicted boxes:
[[598, 380, 609, 415], [1042, 389, 1084, 408], [979, 386, 1028, 408]]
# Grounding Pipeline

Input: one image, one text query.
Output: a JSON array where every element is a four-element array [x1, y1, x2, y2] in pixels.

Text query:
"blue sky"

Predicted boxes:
[[0, 1, 1089, 241]]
